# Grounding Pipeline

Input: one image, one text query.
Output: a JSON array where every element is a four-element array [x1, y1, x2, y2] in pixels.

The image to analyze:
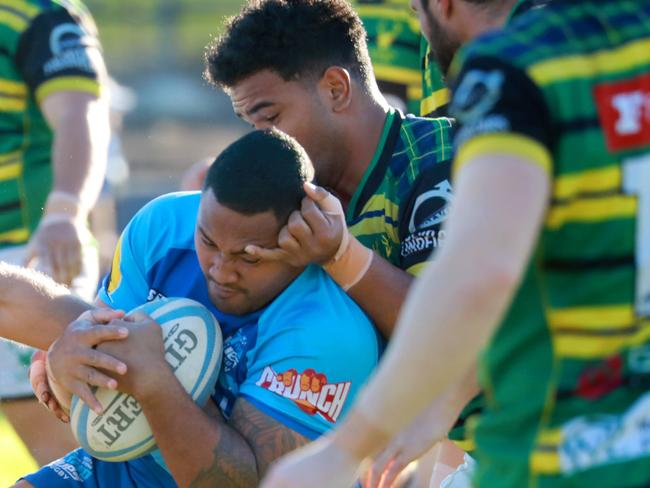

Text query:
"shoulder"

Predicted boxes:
[[123, 191, 199, 258], [260, 266, 380, 355]]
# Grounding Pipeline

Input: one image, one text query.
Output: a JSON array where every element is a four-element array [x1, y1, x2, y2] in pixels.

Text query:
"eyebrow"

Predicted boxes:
[[197, 225, 255, 256], [246, 100, 275, 117]]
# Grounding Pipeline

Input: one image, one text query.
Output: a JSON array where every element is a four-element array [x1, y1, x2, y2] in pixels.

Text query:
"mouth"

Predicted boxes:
[[209, 280, 241, 299]]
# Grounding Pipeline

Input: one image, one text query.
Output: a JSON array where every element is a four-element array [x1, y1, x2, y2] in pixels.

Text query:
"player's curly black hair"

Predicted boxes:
[[203, 129, 314, 223], [204, 0, 373, 90]]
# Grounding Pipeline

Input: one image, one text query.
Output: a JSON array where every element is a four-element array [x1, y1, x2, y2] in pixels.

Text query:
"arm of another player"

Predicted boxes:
[[0, 262, 92, 348], [95, 313, 309, 488], [261, 149, 551, 488], [26, 90, 110, 286], [245, 183, 412, 337]]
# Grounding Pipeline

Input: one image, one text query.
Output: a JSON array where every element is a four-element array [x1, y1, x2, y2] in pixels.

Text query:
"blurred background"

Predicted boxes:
[[86, 0, 249, 227]]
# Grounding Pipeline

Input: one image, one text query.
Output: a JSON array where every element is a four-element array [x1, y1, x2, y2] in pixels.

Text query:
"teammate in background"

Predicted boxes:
[[11, 129, 381, 488], [0, 0, 109, 466], [353, 0, 422, 113], [261, 0, 650, 487]]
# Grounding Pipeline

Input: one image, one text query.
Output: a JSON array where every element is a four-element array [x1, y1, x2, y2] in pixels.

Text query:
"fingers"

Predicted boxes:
[[78, 324, 129, 347], [303, 182, 330, 203], [244, 244, 290, 262], [82, 349, 127, 375], [72, 380, 105, 415], [88, 308, 126, 324]]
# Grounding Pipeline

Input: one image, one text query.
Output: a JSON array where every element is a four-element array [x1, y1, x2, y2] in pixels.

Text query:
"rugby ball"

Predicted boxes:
[[69, 297, 222, 462]]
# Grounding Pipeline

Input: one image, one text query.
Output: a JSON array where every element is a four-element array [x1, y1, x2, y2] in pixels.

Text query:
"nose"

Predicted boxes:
[[208, 253, 238, 285]]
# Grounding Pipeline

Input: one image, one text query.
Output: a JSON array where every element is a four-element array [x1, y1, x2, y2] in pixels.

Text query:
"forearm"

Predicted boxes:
[[331, 256, 513, 461], [140, 377, 258, 488], [0, 263, 92, 348], [342, 255, 413, 338], [50, 97, 109, 210]]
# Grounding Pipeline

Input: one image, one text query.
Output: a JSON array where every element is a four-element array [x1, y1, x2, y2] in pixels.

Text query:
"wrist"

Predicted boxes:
[[329, 409, 392, 463], [323, 233, 374, 291], [43, 190, 89, 222], [134, 362, 176, 405], [44, 355, 71, 412]]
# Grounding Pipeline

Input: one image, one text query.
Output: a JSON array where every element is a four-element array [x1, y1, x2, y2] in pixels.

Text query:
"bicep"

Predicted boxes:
[[229, 397, 311, 476]]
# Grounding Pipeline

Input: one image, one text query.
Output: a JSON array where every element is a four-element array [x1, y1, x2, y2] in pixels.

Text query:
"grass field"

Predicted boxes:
[[0, 413, 37, 485]]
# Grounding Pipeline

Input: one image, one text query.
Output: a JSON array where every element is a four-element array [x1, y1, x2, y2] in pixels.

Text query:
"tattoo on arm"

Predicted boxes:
[[230, 398, 311, 476], [189, 398, 310, 488]]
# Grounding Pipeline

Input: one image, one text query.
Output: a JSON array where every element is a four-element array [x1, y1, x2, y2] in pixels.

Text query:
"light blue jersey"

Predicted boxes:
[[24, 192, 381, 488]]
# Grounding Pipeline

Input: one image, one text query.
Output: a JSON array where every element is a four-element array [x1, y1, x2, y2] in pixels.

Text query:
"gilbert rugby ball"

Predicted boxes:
[[70, 297, 222, 462]]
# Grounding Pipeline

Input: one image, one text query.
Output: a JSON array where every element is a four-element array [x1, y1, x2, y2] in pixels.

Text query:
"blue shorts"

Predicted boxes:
[[22, 449, 177, 488]]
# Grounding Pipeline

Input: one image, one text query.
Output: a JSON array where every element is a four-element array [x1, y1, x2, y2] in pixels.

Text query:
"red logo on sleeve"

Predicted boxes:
[[255, 367, 351, 423], [594, 74, 650, 152]]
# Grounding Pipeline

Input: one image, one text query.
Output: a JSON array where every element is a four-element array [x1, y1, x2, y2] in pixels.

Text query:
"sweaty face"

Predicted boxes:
[[229, 70, 340, 188], [411, 0, 461, 75], [195, 190, 302, 315]]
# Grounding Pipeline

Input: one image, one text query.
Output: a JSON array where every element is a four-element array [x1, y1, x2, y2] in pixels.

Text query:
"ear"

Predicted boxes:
[[318, 67, 352, 112], [437, 0, 453, 20]]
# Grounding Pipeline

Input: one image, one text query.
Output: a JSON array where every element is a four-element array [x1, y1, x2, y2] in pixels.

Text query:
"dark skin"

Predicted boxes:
[[80, 314, 310, 488], [231, 69, 415, 337], [45, 193, 313, 487]]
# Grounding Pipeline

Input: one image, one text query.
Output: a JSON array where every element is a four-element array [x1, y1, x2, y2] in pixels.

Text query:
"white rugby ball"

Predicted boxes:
[[70, 297, 222, 462]]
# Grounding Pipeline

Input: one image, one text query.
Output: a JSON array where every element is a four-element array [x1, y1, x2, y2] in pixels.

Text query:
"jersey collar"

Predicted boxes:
[[346, 107, 402, 222]]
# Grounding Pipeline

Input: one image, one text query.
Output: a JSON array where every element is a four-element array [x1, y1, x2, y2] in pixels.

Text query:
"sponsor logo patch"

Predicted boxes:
[[44, 23, 98, 75], [256, 367, 351, 423], [408, 180, 453, 234], [594, 74, 650, 152], [451, 69, 504, 124], [559, 392, 650, 474]]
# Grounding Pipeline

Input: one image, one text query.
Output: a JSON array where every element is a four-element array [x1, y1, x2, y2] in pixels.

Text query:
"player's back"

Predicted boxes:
[[458, 1, 650, 486]]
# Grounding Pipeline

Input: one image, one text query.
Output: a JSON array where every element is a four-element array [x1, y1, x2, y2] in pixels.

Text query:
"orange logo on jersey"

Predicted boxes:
[[255, 367, 351, 423]]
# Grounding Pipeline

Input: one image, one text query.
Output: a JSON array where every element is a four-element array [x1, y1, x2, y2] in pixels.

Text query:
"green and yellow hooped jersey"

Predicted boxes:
[[449, 0, 650, 486], [419, 37, 449, 117], [0, 0, 103, 248], [353, 0, 422, 113]]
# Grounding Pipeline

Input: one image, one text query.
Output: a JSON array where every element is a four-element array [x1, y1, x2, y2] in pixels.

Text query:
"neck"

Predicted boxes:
[[329, 91, 389, 205]]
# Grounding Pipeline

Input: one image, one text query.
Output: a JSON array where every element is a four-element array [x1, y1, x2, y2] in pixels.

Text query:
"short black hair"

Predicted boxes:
[[203, 129, 314, 223], [204, 0, 373, 89]]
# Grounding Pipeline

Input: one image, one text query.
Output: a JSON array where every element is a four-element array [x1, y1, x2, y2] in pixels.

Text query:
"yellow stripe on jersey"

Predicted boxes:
[[0, 227, 29, 243], [452, 438, 476, 452], [373, 65, 422, 85], [553, 321, 650, 359], [406, 84, 423, 102], [35, 77, 101, 105], [528, 37, 650, 86], [406, 261, 428, 276], [0, 8, 28, 31], [0, 97, 26, 112], [0, 162, 21, 181], [553, 165, 621, 201], [0, 79, 27, 97], [0, 150, 21, 165], [2, 0, 39, 19], [355, 6, 420, 31], [531, 428, 563, 474], [548, 305, 635, 332], [454, 133, 553, 178], [545, 195, 636, 229], [420, 87, 450, 116], [107, 234, 123, 294]]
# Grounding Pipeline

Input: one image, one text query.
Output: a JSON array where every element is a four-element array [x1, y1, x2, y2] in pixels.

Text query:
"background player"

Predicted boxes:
[[261, 0, 650, 487], [0, 0, 109, 466], [12, 129, 381, 488]]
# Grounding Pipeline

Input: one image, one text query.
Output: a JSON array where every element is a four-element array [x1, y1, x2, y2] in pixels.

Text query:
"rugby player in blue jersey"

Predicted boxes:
[[5, 129, 381, 488]]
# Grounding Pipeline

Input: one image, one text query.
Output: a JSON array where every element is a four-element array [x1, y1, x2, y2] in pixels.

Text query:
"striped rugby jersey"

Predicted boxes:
[[353, 0, 422, 114], [346, 107, 454, 276], [449, 0, 650, 486], [0, 0, 103, 248]]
